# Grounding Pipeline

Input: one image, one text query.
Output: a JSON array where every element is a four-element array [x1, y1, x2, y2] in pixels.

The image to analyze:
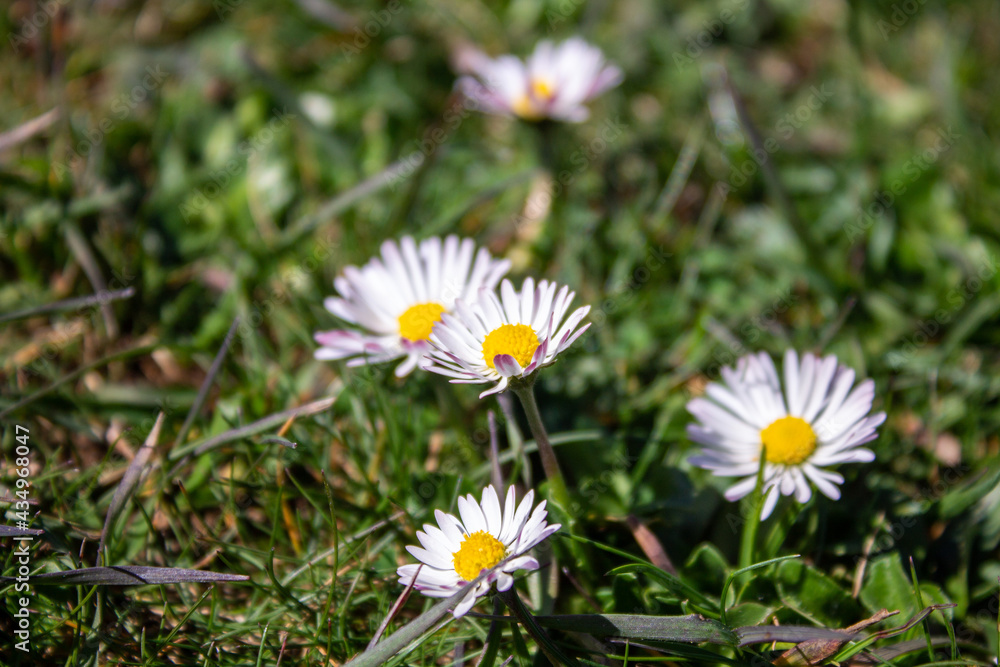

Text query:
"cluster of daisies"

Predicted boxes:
[[313, 233, 886, 616], [315, 235, 591, 397], [312, 38, 885, 619]]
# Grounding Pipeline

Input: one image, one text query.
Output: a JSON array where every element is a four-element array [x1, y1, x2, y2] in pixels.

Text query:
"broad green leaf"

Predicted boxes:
[[860, 554, 918, 620], [726, 602, 777, 627], [776, 559, 861, 627], [918, 582, 955, 621], [684, 541, 731, 594], [611, 563, 719, 611]]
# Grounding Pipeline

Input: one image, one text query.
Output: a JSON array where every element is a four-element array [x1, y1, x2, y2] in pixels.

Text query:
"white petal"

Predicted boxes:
[[457, 494, 488, 534], [760, 485, 781, 519], [481, 485, 503, 535], [452, 590, 481, 618], [498, 486, 518, 543], [494, 571, 514, 592], [405, 545, 453, 570], [501, 555, 540, 573], [803, 464, 843, 500], [723, 475, 760, 501], [493, 354, 523, 378]]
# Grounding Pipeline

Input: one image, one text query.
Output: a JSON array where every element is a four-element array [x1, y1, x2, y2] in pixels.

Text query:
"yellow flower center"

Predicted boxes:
[[760, 416, 817, 466], [531, 79, 555, 101], [482, 323, 539, 370], [397, 302, 446, 342], [452, 530, 506, 582], [512, 79, 556, 120]]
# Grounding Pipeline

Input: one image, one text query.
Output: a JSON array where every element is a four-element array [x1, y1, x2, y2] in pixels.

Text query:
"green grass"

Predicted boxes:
[[2, 0, 1000, 664]]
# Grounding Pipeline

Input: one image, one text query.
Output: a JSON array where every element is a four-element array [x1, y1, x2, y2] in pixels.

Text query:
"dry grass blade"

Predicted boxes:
[[99, 412, 164, 561], [63, 222, 119, 339], [367, 564, 421, 650], [767, 609, 897, 666], [0, 525, 44, 537], [737, 625, 861, 647], [0, 287, 136, 325], [172, 316, 241, 449], [0, 107, 60, 154], [292, 0, 355, 30], [866, 604, 956, 641], [168, 392, 340, 463], [651, 120, 703, 224], [625, 514, 676, 575], [0, 342, 159, 419], [281, 152, 425, 245]]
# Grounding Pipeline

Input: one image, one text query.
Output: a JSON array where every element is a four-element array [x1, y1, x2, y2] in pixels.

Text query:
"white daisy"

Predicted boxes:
[[687, 350, 886, 519], [423, 277, 590, 398], [457, 37, 622, 122], [314, 235, 510, 377], [397, 485, 560, 618]]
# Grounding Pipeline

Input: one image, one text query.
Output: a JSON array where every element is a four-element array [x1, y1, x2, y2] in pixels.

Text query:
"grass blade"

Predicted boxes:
[[168, 393, 340, 461], [534, 613, 737, 645], [342, 570, 491, 667], [0, 287, 136, 325], [4, 566, 249, 586], [172, 316, 240, 450], [98, 411, 164, 560]]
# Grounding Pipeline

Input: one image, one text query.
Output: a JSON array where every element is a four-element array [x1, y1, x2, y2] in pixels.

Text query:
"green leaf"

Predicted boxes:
[[860, 554, 918, 620], [938, 466, 1000, 519], [726, 602, 778, 627], [917, 583, 955, 621], [776, 559, 861, 627], [684, 541, 731, 594], [611, 563, 719, 611], [722, 554, 800, 621]]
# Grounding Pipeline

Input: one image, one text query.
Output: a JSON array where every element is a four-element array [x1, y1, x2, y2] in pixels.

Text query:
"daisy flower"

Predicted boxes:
[[423, 278, 590, 398], [397, 485, 560, 618], [457, 37, 622, 122], [687, 350, 886, 519], [314, 235, 510, 377]]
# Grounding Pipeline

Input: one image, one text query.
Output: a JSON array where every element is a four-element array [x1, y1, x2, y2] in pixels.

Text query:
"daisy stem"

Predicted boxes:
[[510, 382, 573, 518], [738, 452, 768, 572]]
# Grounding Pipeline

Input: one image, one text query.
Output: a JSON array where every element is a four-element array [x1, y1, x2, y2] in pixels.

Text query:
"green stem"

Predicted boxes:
[[510, 380, 572, 515], [737, 453, 768, 571], [499, 589, 580, 667]]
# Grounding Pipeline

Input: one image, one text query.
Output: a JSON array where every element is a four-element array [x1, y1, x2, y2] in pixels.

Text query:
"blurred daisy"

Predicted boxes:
[[457, 37, 622, 122], [687, 350, 886, 519], [424, 278, 590, 397], [397, 485, 560, 618], [314, 236, 510, 377]]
